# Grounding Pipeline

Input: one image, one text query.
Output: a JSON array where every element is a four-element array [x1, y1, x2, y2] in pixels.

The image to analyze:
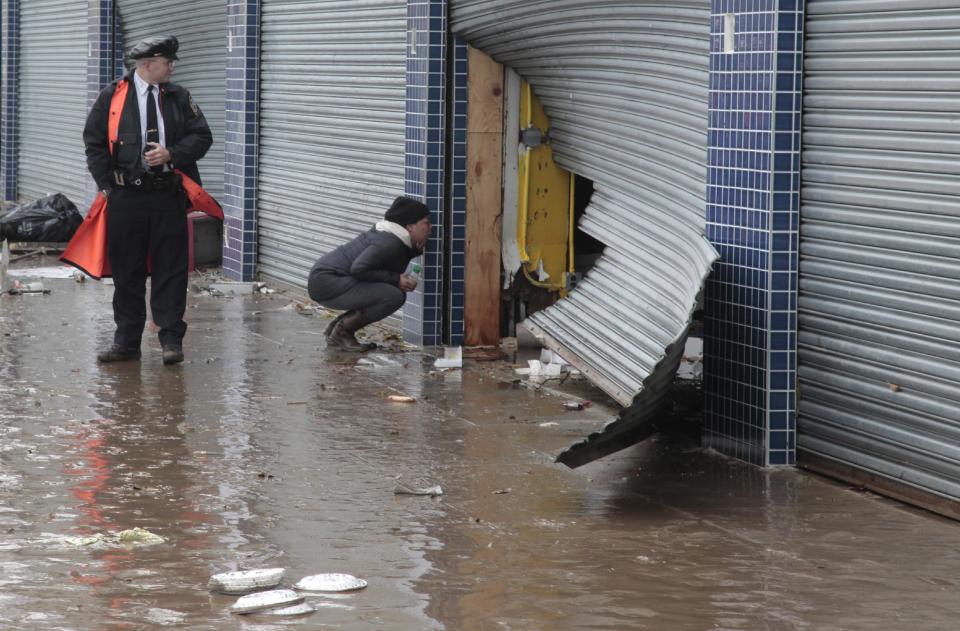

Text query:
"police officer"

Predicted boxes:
[[83, 35, 212, 365]]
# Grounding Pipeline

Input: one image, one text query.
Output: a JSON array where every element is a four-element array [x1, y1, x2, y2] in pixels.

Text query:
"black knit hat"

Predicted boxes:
[[384, 196, 429, 226]]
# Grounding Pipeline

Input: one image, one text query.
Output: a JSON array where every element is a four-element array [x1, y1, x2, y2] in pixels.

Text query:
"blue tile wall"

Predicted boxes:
[[403, 0, 448, 346], [446, 36, 467, 346], [84, 0, 121, 206], [703, 0, 803, 466], [222, 0, 260, 282], [0, 0, 19, 201]]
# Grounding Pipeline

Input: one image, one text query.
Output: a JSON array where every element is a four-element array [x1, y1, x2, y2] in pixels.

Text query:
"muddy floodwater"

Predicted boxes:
[[1, 265, 959, 630]]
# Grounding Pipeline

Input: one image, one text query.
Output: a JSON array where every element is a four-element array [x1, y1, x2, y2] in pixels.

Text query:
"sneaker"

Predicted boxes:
[[97, 345, 142, 363], [162, 344, 184, 365]]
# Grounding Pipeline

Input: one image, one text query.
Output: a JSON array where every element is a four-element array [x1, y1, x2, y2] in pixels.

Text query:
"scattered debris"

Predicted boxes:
[[500, 337, 518, 352], [209, 281, 258, 295], [286, 401, 307, 405], [64, 527, 164, 547], [10, 249, 46, 263], [9, 280, 50, 295], [434, 346, 463, 369], [563, 400, 591, 411], [539, 422, 559, 428], [73, 270, 86, 283], [231, 589, 304, 615], [492, 488, 512, 495], [889, 383, 902, 392], [208, 568, 285, 594], [63, 533, 111, 547], [387, 394, 416, 403], [117, 528, 165, 545], [677, 336, 704, 382], [515, 359, 562, 378], [394, 482, 443, 497], [540, 349, 569, 366], [293, 573, 368, 592], [463, 346, 503, 361]]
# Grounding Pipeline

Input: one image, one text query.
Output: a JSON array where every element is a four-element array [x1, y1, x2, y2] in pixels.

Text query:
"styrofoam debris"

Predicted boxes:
[[260, 602, 315, 616], [208, 568, 285, 594], [231, 589, 304, 615], [394, 482, 443, 497], [434, 346, 463, 369], [294, 573, 368, 592]]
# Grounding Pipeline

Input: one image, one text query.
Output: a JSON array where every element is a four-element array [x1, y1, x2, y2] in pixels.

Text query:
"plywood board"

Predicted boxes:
[[465, 47, 504, 347]]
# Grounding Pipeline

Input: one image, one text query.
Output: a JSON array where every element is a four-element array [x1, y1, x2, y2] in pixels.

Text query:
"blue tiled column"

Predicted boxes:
[[447, 36, 468, 347], [222, 0, 259, 281], [703, 0, 804, 466], [85, 0, 121, 204], [0, 0, 19, 202], [403, 0, 447, 346]]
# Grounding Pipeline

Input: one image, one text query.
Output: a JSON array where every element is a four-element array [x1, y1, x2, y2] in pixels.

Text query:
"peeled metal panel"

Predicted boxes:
[[800, 1, 960, 507], [258, 0, 406, 287], [17, 0, 88, 204], [117, 0, 226, 201], [451, 1, 716, 465]]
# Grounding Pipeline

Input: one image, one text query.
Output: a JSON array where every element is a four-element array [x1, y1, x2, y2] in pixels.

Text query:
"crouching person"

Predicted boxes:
[[308, 196, 431, 351]]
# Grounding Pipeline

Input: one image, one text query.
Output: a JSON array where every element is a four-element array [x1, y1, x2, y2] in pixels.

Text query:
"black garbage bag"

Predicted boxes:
[[0, 194, 83, 242]]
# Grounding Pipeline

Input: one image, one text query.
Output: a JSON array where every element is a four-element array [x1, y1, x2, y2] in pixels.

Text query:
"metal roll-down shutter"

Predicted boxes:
[[257, 0, 406, 287], [17, 0, 88, 204], [800, 0, 960, 513], [451, 1, 717, 465], [116, 0, 227, 202]]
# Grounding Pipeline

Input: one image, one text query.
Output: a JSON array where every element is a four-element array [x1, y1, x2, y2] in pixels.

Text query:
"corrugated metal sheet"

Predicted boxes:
[[799, 0, 960, 503], [257, 0, 406, 288], [17, 0, 88, 205], [450, 1, 716, 464], [117, 0, 227, 202]]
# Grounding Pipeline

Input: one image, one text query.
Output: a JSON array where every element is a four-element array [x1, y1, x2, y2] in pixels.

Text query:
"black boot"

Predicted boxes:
[[324, 310, 351, 340], [97, 344, 142, 363], [327, 311, 376, 352], [162, 344, 184, 365]]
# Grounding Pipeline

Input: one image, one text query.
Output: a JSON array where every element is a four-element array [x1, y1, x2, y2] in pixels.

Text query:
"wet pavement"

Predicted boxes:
[[2, 261, 960, 630]]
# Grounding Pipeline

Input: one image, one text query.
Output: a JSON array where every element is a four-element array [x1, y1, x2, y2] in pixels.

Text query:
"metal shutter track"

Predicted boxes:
[[800, 1, 960, 502], [116, 0, 226, 202], [17, 0, 88, 204], [258, 0, 406, 287], [450, 1, 716, 428]]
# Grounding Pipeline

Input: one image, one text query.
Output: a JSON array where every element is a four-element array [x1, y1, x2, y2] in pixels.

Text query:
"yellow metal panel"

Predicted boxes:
[[517, 82, 572, 293]]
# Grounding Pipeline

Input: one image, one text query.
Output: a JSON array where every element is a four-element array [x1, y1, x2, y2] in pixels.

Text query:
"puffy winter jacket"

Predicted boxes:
[[308, 228, 418, 301]]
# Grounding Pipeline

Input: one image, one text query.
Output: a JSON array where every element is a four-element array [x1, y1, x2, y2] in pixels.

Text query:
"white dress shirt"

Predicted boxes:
[[132, 71, 167, 155]]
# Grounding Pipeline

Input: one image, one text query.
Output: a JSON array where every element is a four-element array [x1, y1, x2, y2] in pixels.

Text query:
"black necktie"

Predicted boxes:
[[145, 85, 162, 173]]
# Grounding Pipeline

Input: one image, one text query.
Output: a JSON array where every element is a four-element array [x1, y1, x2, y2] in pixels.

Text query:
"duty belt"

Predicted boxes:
[[113, 171, 180, 191]]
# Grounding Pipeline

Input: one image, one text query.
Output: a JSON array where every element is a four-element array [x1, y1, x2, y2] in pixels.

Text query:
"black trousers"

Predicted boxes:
[[106, 186, 188, 349]]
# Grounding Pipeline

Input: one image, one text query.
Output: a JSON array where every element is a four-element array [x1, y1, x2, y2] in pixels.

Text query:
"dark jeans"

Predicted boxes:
[[106, 186, 188, 348], [308, 274, 406, 324]]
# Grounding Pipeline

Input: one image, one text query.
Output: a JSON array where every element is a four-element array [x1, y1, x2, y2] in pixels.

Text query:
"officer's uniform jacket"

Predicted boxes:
[[83, 69, 212, 192]]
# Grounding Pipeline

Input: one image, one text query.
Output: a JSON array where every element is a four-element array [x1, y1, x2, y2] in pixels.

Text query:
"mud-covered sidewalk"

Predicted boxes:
[[1, 261, 959, 630]]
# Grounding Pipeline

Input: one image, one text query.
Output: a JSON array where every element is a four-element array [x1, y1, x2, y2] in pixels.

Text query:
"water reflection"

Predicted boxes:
[[76, 366, 215, 627]]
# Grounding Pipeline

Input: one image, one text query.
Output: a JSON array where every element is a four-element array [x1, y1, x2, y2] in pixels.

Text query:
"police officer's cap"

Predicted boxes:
[[128, 35, 179, 61]]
